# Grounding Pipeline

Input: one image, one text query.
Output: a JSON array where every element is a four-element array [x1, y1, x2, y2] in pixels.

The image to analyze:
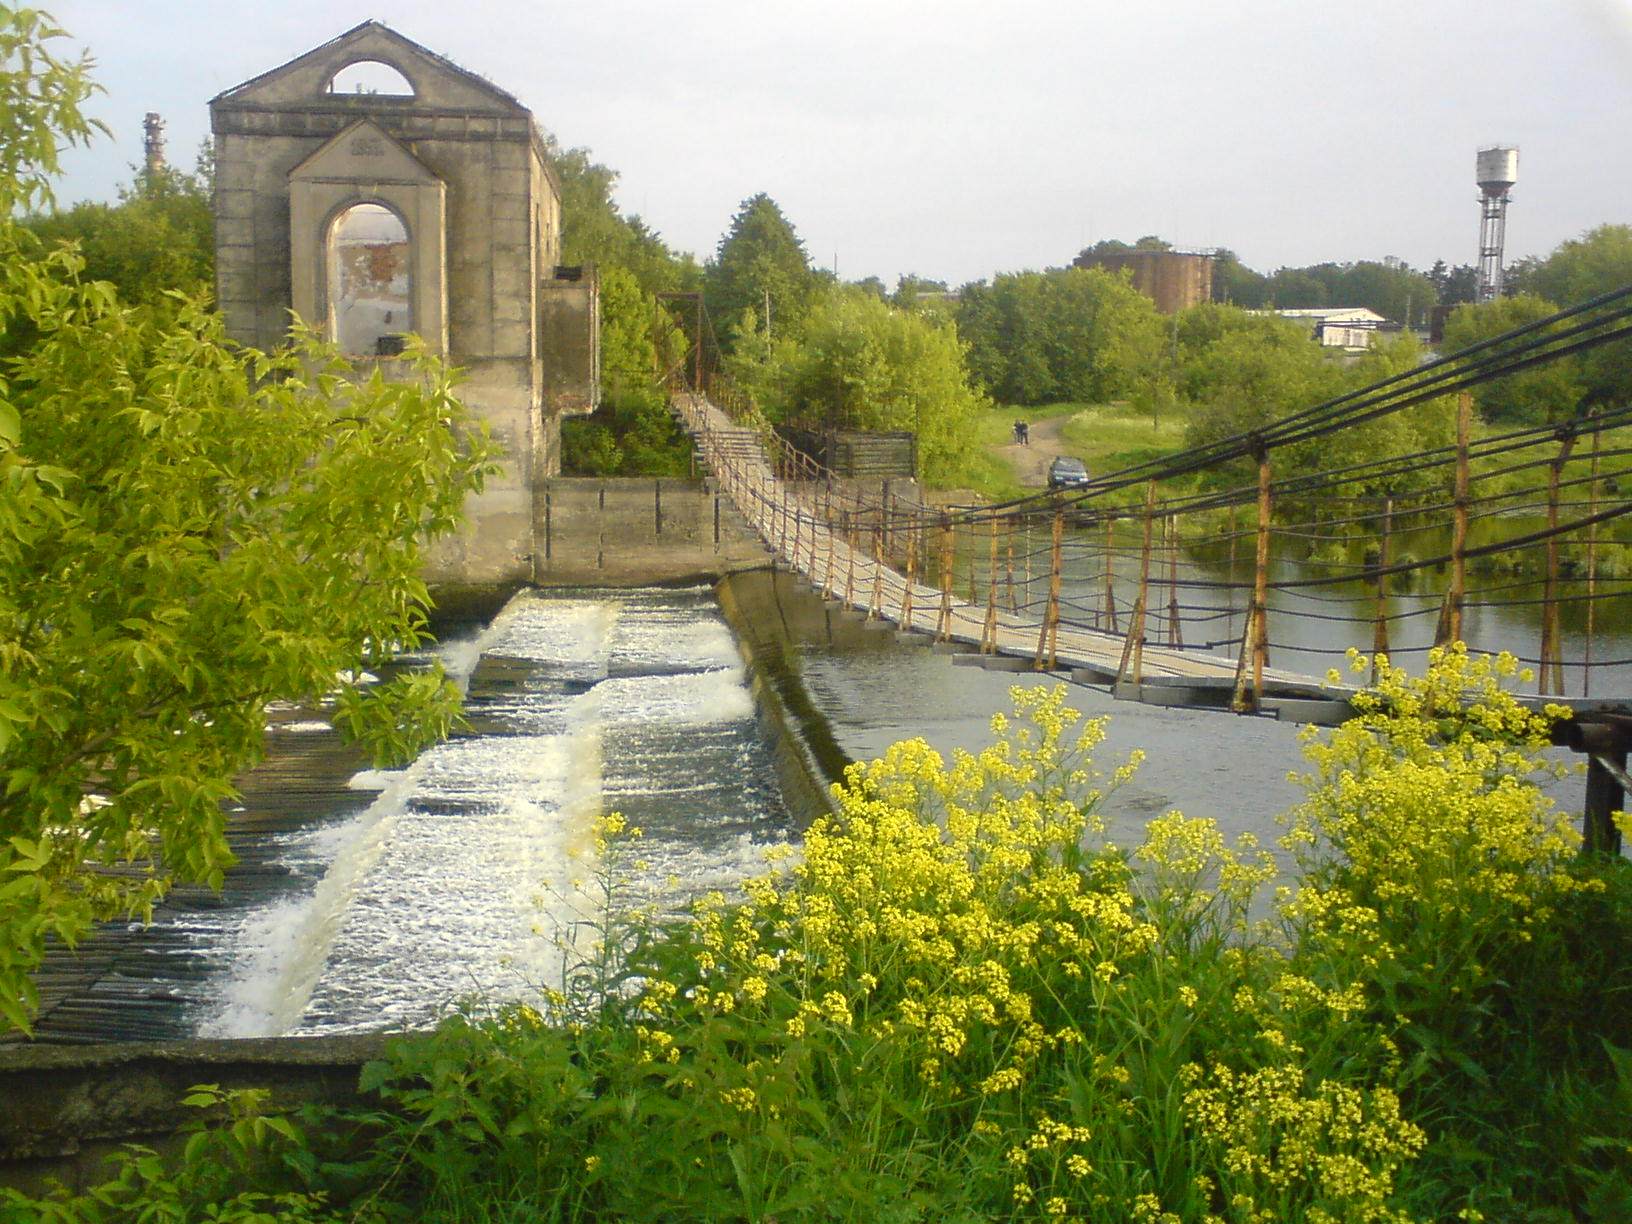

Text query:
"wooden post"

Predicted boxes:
[[1539, 431, 1576, 696], [1232, 450, 1272, 714], [869, 523, 885, 619], [982, 515, 999, 654], [902, 511, 918, 631], [1025, 518, 1033, 609], [1585, 749, 1627, 857], [654, 479, 663, 536], [1371, 497, 1392, 687], [1166, 513, 1183, 648], [822, 505, 836, 596], [843, 509, 857, 608], [1102, 514, 1119, 633], [1584, 411, 1601, 698], [792, 495, 804, 572], [1004, 516, 1019, 613], [1435, 391, 1472, 648], [1127, 481, 1157, 683], [1033, 510, 1064, 670], [937, 513, 954, 641], [777, 480, 789, 559]]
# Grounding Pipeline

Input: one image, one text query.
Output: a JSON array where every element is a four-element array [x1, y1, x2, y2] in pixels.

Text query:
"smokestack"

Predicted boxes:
[[143, 112, 166, 176]]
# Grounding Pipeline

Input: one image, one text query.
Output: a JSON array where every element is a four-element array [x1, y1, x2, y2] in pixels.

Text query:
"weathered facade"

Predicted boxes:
[[1072, 249, 1214, 314], [210, 22, 598, 587]]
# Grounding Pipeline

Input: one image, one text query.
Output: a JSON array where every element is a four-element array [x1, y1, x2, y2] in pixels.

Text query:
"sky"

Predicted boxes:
[[43, 0, 1632, 289]]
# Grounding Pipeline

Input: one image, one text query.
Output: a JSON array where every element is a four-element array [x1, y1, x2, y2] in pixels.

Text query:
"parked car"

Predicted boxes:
[[1047, 456, 1090, 489]]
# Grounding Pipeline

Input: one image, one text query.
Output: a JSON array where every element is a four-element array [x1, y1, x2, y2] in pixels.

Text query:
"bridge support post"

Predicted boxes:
[[1232, 451, 1272, 714], [1166, 512, 1183, 648], [1117, 480, 1158, 685], [902, 511, 917, 631], [1585, 410, 1602, 696], [1005, 516, 1019, 613], [1539, 429, 1576, 695], [869, 523, 885, 620], [1435, 391, 1472, 648], [982, 515, 999, 654], [1371, 497, 1392, 686], [1033, 509, 1063, 670], [1102, 514, 1119, 633], [937, 513, 954, 641]]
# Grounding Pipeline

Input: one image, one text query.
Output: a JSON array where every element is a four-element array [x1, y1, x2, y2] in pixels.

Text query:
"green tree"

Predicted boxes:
[[22, 160, 213, 309], [0, 9, 496, 1030], [1182, 312, 1346, 471], [1520, 224, 1632, 410], [704, 193, 817, 351], [783, 288, 985, 484], [1441, 295, 1584, 425], [560, 265, 690, 476], [547, 138, 698, 295], [1210, 249, 1270, 308]]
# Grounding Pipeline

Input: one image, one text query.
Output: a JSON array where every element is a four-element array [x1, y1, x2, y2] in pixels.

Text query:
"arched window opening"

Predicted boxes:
[[328, 203, 411, 356], [327, 60, 414, 97]]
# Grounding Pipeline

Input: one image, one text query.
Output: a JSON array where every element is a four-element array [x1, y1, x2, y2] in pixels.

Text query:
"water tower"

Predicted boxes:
[[1475, 145, 1518, 301]]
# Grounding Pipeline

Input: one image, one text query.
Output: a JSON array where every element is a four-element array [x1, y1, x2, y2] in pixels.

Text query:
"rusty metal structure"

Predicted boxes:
[[1071, 248, 1214, 313]]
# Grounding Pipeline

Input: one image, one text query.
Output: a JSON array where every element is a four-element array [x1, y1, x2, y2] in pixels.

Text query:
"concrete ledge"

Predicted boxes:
[[1261, 697, 1356, 726], [0, 1035, 391, 1193], [981, 655, 1035, 673]]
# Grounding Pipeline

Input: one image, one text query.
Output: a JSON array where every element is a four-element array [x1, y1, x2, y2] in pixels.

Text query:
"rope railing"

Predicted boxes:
[[677, 329, 1632, 715]]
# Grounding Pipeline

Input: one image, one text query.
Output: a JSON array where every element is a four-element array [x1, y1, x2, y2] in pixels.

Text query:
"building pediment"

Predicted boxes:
[[212, 20, 527, 116], [289, 120, 441, 187]]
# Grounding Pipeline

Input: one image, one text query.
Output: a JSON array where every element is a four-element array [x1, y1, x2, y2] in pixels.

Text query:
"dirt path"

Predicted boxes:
[[996, 413, 1073, 488]]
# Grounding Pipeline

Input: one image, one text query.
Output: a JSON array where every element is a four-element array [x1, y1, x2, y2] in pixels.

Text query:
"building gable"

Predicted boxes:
[[289, 119, 441, 187], [211, 21, 527, 116]]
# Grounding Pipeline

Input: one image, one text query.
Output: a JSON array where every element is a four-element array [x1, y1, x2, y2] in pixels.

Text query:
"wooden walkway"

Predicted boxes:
[[675, 396, 1355, 723]]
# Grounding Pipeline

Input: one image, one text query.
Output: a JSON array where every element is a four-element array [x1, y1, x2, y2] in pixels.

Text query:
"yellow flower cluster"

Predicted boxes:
[[1183, 1062, 1424, 1222]]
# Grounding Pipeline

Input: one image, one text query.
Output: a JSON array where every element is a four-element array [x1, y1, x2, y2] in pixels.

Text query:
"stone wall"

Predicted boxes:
[[535, 477, 769, 584]]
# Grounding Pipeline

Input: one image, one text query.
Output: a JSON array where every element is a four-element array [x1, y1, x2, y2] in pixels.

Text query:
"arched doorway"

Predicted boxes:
[[327, 202, 411, 356]]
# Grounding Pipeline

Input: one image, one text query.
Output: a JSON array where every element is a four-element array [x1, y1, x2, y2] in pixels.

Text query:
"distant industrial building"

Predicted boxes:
[[1071, 248, 1214, 313], [1269, 307, 1393, 351]]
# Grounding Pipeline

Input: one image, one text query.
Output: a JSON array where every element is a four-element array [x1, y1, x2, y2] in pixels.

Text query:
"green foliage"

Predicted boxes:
[[1516, 223, 1632, 411], [1442, 294, 1585, 425], [22, 161, 214, 309], [0, 5, 103, 214], [956, 267, 1166, 408], [26, 654, 1629, 1220], [1180, 309, 1346, 469], [560, 265, 691, 476], [0, 7, 496, 1031], [728, 286, 989, 486], [546, 138, 698, 295], [704, 193, 818, 351]]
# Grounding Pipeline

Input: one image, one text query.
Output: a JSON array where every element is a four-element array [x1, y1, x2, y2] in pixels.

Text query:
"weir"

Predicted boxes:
[[13, 586, 820, 1046]]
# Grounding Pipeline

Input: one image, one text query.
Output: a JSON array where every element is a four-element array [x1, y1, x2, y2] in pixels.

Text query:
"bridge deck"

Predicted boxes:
[[677, 396, 1352, 718]]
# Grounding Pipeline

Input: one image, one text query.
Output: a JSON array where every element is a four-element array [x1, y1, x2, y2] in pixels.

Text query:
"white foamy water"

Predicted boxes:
[[199, 588, 795, 1037]]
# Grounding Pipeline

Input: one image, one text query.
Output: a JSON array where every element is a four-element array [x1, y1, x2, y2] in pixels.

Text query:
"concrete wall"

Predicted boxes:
[[535, 477, 769, 584], [0, 1036, 388, 1196]]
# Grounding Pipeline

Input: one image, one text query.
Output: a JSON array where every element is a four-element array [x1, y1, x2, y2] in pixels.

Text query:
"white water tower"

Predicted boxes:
[[1475, 146, 1519, 301]]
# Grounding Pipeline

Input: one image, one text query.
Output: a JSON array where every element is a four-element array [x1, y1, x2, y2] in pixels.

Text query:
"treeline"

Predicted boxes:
[[704, 194, 987, 486]]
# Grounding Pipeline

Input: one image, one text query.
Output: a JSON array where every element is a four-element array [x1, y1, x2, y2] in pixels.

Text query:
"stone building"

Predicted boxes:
[[210, 21, 598, 588]]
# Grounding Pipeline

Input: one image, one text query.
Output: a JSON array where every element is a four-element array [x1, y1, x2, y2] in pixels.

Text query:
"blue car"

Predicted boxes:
[[1048, 456, 1090, 489]]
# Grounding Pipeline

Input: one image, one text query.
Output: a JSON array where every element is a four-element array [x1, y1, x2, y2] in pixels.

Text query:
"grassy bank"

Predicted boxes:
[[10, 652, 1632, 1222], [955, 401, 1190, 505]]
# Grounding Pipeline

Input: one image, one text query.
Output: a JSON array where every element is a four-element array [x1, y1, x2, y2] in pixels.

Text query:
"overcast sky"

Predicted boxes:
[[43, 0, 1632, 288]]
